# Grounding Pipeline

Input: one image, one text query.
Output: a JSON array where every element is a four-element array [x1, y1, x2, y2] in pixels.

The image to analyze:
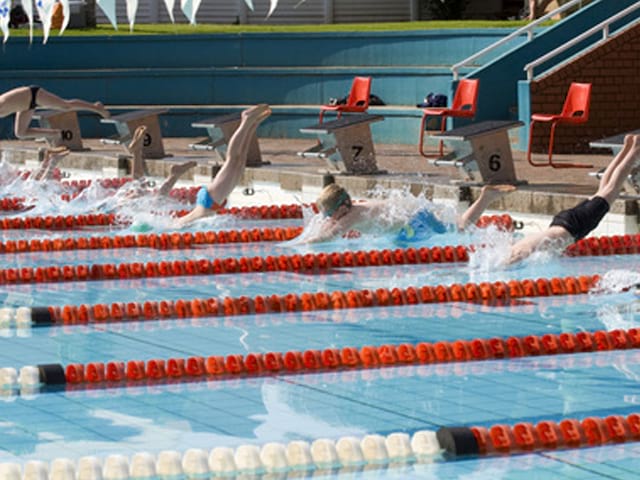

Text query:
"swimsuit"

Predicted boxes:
[[549, 195, 609, 241], [195, 186, 226, 210], [396, 209, 448, 243], [28, 85, 40, 110]]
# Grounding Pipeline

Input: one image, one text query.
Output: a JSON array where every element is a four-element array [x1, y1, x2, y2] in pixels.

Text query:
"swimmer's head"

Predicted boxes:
[[317, 184, 352, 218]]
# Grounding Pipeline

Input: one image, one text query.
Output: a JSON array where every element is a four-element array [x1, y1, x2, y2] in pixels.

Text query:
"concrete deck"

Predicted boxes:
[[2, 137, 639, 236]]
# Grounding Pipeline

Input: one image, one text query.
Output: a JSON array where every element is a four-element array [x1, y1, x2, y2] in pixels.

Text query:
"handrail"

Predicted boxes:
[[451, 0, 583, 80], [525, 2, 640, 80]]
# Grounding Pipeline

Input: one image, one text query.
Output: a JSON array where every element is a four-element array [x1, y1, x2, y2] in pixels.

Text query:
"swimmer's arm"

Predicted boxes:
[[174, 205, 210, 228], [301, 220, 348, 244]]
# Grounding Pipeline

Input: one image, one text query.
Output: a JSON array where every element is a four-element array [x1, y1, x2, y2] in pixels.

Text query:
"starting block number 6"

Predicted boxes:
[[489, 154, 501, 172]]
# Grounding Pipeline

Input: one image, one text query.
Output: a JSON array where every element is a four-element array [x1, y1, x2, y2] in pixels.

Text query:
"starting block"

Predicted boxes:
[[297, 114, 385, 175], [589, 130, 640, 195], [189, 112, 266, 167], [101, 109, 168, 159], [431, 120, 524, 184], [33, 110, 86, 151]]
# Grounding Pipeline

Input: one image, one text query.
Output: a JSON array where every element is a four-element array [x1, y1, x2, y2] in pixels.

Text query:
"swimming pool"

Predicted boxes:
[[1, 173, 640, 479]]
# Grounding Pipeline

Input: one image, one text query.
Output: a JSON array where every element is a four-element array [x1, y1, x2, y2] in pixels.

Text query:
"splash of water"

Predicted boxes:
[[593, 269, 640, 295]]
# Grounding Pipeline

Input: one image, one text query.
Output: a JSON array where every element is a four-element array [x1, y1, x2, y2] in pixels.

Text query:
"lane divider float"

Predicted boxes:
[[4, 274, 599, 326], [0, 204, 306, 230], [0, 184, 201, 212], [437, 413, 640, 457], [0, 226, 304, 254], [0, 245, 472, 285], [0, 429, 442, 480], [0, 214, 514, 255], [4, 320, 635, 393]]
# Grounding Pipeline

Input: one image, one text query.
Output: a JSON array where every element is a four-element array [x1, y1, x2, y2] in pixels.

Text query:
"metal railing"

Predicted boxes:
[[524, 2, 640, 80], [451, 0, 583, 80]]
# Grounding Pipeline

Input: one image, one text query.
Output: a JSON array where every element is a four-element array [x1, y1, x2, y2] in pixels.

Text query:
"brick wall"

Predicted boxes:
[[529, 22, 640, 154]]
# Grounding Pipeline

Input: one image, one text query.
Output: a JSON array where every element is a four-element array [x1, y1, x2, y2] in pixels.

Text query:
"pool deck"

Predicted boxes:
[[2, 136, 639, 234]]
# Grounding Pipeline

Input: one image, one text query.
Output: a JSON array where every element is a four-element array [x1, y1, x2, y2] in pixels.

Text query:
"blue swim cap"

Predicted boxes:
[[129, 221, 153, 233], [397, 209, 447, 242]]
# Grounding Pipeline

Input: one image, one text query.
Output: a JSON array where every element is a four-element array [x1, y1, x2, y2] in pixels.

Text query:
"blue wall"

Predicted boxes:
[[0, 29, 525, 143]]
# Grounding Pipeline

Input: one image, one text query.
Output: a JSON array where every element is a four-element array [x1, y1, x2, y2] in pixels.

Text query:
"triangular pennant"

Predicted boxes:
[[244, 0, 253, 10], [266, 0, 277, 17], [0, 0, 10, 44], [59, 0, 69, 35], [180, 0, 201, 25], [96, 0, 118, 30], [125, 0, 137, 31], [162, 0, 175, 23], [35, 0, 57, 44], [21, 0, 34, 43]]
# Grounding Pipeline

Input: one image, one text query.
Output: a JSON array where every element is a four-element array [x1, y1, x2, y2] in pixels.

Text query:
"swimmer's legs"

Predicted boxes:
[[594, 134, 640, 204], [34, 88, 110, 118], [205, 104, 271, 204], [157, 161, 198, 197], [457, 184, 516, 230], [126, 126, 147, 179], [14, 110, 61, 142]]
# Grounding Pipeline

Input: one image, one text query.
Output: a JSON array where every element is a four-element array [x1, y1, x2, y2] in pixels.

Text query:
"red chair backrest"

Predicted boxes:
[[451, 78, 479, 114], [560, 82, 591, 121], [346, 76, 372, 109]]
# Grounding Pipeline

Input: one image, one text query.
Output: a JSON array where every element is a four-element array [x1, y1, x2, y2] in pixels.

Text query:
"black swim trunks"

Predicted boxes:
[[28, 85, 40, 110], [549, 196, 610, 241]]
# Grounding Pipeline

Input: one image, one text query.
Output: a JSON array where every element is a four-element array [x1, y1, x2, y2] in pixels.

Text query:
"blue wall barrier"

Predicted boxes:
[[0, 28, 525, 144]]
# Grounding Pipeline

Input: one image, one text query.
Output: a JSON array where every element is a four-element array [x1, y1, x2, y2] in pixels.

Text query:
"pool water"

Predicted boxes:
[[1, 176, 640, 479]]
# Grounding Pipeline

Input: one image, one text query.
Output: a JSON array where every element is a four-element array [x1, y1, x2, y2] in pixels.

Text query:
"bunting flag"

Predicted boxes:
[[59, 0, 69, 34], [180, 0, 201, 25], [244, 0, 253, 10], [125, 0, 137, 31], [162, 0, 175, 23], [35, 0, 57, 44], [0, 0, 10, 43], [267, 0, 277, 17], [21, 0, 34, 43], [96, 0, 117, 30]]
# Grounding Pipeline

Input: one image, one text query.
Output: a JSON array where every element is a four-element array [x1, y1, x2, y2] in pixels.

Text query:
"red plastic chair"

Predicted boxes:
[[527, 82, 593, 168], [418, 78, 479, 158], [318, 76, 371, 124]]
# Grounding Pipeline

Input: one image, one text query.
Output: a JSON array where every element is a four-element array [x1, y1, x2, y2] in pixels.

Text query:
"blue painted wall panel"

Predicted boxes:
[[0, 28, 521, 144], [0, 30, 518, 71]]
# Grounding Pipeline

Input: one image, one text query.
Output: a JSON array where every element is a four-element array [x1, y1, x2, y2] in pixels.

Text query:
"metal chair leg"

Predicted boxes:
[[527, 120, 551, 167], [548, 121, 593, 169]]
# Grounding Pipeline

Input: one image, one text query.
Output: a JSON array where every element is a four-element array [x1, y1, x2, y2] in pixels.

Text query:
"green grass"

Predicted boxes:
[[9, 19, 554, 38]]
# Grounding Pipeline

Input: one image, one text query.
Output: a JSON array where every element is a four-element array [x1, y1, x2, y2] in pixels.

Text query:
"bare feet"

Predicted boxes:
[[95, 101, 110, 118], [241, 104, 271, 124], [170, 160, 197, 177], [127, 125, 147, 156]]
